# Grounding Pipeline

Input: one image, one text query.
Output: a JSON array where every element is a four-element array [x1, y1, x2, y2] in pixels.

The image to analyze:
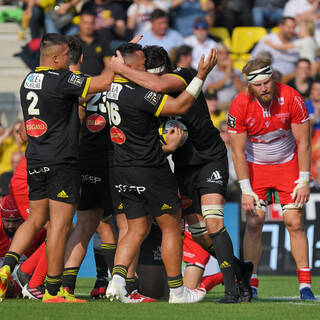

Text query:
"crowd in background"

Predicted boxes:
[[2, 0, 320, 201]]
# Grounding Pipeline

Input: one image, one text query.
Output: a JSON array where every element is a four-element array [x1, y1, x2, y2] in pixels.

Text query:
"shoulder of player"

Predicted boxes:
[[169, 67, 194, 84], [276, 82, 302, 102]]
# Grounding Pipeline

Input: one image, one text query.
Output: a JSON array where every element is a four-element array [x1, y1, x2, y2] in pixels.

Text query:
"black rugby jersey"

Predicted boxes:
[[169, 67, 227, 167], [79, 91, 114, 168], [20, 67, 91, 169], [106, 77, 168, 167]]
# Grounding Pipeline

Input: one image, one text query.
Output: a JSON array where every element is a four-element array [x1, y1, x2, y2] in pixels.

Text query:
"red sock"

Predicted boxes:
[[28, 243, 47, 288], [20, 242, 46, 274], [297, 268, 311, 284], [250, 277, 259, 289], [200, 272, 224, 292]]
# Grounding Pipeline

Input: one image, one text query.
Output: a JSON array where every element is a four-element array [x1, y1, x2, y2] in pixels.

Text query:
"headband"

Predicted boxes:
[[147, 65, 165, 74], [246, 65, 273, 83]]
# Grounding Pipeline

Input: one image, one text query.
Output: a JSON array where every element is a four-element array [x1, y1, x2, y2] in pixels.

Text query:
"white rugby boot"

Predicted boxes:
[[169, 286, 206, 304]]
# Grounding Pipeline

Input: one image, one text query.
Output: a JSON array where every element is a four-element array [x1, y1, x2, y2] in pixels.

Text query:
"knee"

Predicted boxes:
[[285, 218, 304, 233], [246, 216, 264, 233]]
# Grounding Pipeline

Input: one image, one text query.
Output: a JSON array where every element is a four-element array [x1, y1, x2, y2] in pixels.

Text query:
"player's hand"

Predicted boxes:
[[241, 191, 263, 216], [110, 50, 125, 73], [196, 48, 218, 80], [129, 34, 143, 44], [162, 127, 184, 154], [291, 183, 310, 208]]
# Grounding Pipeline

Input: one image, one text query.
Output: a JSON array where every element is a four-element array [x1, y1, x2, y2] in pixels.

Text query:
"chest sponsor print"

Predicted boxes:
[[110, 126, 126, 144], [86, 113, 106, 133], [26, 117, 48, 137]]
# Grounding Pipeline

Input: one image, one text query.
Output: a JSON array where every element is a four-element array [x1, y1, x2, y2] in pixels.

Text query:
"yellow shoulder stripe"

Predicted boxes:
[[168, 73, 188, 88], [155, 94, 168, 117]]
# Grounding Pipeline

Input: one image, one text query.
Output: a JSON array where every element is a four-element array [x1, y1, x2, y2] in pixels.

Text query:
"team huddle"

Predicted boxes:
[[0, 31, 316, 303]]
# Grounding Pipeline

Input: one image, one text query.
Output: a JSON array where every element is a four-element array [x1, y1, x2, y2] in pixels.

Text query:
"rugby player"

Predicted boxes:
[[228, 58, 315, 300], [105, 43, 217, 303]]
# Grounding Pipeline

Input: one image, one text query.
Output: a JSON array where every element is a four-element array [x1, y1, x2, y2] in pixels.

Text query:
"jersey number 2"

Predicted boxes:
[[27, 91, 40, 115]]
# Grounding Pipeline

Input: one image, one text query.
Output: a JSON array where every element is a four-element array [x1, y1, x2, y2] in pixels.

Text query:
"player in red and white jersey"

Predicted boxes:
[[228, 57, 314, 300]]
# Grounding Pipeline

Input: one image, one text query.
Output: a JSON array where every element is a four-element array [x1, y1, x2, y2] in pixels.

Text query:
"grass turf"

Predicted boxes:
[[1, 276, 319, 320]]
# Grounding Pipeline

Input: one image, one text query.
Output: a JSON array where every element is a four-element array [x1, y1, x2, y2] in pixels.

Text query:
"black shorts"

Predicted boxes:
[[175, 159, 229, 215], [113, 164, 181, 220], [78, 167, 114, 216], [27, 164, 80, 203], [139, 223, 163, 266]]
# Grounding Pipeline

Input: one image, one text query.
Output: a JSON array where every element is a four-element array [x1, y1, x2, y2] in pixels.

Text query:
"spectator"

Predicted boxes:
[[0, 151, 24, 201], [170, 45, 195, 71], [127, 0, 169, 36], [251, 17, 299, 76], [81, 0, 126, 47], [0, 122, 26, 175], [23, 0, 45, 40], [183, 17, 218, 70], [171, 0, 214, 37], [310, 157, 320, 191], [138, 9, 183, 53], [283, 0, 319, 24], [305, 79, 320, 136], [77, 11, 113, 75], [205, 44, 245, 110], [286, 59, 314, 100], [264, 20, 318, 68], [44, 0, 80, 35], [214, 0, 252, 33], [252, 0, 286, 28], [204, 88, 226, 129]]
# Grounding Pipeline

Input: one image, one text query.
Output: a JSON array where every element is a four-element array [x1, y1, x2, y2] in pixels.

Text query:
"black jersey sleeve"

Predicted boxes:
[[135, 88, 168, 117], [57, 70, 91, 99], [169, 67, 196, 87]]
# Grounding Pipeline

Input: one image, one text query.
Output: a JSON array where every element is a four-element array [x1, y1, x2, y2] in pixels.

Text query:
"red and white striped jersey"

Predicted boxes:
[[227, 83, 309, 165]]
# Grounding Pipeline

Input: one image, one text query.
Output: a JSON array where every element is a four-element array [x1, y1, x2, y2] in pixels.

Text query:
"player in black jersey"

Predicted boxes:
[[110, 45, 253, 303], [0, 33, 116, 303], [105, 43, 217, 303]]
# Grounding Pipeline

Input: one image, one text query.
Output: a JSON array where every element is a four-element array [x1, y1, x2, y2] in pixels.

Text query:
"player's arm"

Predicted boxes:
[[291, 120, 312, 205], [111, 57, 186, 93], [158, 49, 217, 116], [87, 70, 115, 94], [229, 132, 259, 216]]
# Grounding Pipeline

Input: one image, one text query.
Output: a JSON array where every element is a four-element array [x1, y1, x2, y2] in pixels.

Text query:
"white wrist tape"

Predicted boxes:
[[239, 179, 262, 209], [185, 77, 203, 99], [291, 171, 310, 200]]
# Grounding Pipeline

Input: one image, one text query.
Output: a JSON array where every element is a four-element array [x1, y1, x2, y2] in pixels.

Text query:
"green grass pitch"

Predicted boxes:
[[1, 276, 319, 320]]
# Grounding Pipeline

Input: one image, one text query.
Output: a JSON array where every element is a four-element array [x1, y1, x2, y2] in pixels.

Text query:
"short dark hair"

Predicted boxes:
[[80, 10, 96, 17], [172, 45, 192, 67], [66, 35, 82, 65], [40, 33, 67, 54], [116, 43, 143, 61], [144, 45, 172, 73], [150, 9, 168, 21], [296, 58, 311, 66]]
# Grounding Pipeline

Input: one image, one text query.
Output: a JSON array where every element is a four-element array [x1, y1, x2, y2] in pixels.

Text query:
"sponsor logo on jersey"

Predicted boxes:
[[110, 126, 126, 144], [57, 190, 69, 198], [144, 91, 161, 106], [107, 83, 122, 100], [24, 73, 44, 90], [115, 184, 146, 194], [227, 113, 236, 129], [278, 97, 284, 105], [28, 167, 50, 175], [207, 170, 223, 185], [86, 113, 106, 133], [68, 73, 84, 87], [26, 118, 48, 137]]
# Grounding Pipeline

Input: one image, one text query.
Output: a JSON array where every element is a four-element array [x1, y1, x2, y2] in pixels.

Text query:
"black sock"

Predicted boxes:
[[94, 249, 108, 278], [233, 256, 244, 281], [101, 243, 116, 274], [3, 252, 20, 272], [209, 227, 236, 295], [126, 277, 139, 294], [61, 267, 80, 293], [46, 274, 62, 296], [205, 244, 217, 259], [167, 274, 183, 290]]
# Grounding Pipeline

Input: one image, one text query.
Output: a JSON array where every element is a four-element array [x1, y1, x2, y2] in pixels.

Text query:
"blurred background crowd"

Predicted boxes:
[[1, 0, 320, 202]]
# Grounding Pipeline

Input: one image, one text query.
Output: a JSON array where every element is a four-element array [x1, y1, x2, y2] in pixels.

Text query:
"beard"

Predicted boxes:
[[249, 81, 276, 106], [4, 228, 16, 239]]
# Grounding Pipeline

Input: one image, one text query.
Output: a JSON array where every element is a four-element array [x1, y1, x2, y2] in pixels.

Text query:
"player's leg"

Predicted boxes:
[[283, 208, 314, 300], [183, 266, 204, 289], [62, 208, 102, 298], [0, 199, 49, 300]]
